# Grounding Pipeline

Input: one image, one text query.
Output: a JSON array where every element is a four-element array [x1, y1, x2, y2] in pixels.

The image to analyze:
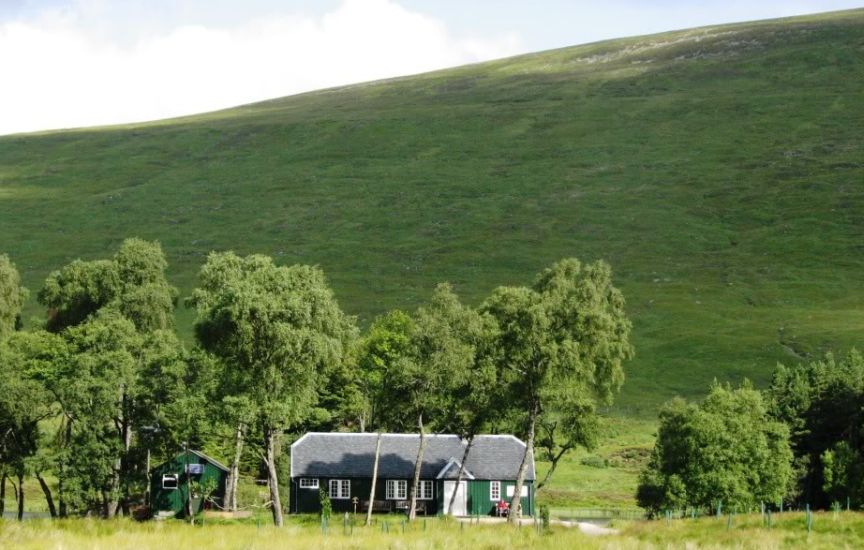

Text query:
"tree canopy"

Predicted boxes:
[[637, 382, 793, 515], [189, 252, 356, 526], [38, 238, 176, 332], [766, 351, 864, 508], [0, 254, 28, 340], [482, 258, 633, 519]]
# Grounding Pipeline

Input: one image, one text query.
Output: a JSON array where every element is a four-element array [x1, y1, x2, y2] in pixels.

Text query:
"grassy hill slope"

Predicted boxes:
[[1, 9, 863, 415]]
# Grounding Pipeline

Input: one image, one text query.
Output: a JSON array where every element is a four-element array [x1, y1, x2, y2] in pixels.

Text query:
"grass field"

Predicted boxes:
[[536, 417, 655, 508], [3, 10, 863, 416], [2, 512, 864, 549]]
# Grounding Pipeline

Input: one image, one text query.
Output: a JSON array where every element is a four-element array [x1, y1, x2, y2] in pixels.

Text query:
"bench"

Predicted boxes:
[[361, 500, 392, 513], [394, 500, 427, 515]]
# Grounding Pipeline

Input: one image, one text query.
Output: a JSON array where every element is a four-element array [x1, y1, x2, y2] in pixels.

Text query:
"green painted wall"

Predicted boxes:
[[467, 480, 533, 516], [291, 477, 533, 516], [150, 451, 227, 518]]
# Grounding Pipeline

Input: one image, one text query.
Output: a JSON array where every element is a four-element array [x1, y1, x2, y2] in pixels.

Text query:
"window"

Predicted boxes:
[[490, 481, 501, 502], [506, 485, 528, 498], [185, 463, 203, 475], [299, 478, 319, 489], [386, 479, 407, 500], [417, 480, 433, 500], [162, 474, 178, 490], [329, 479, 350, 499]]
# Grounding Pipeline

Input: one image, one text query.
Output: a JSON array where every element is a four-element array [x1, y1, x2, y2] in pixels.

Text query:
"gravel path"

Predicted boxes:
[[455, 517, 619, 536]]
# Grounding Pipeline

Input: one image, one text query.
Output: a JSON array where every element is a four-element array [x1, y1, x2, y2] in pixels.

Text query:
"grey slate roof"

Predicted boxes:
[[291, 433, 535, 481]]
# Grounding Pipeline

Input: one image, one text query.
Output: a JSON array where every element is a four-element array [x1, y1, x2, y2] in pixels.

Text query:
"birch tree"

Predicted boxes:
[[390, 284, 488, 521], [637, 382, 793, 515], [0, 333, 54, 519], [35, 238, 180, 516], [353, 310, 413, 525], [189, 252, 356, 526], [481, 258, 633, 521]]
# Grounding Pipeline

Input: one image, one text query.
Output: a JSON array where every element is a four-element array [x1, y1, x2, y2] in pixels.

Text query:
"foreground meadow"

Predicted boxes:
[[2, 512, 864, 549]]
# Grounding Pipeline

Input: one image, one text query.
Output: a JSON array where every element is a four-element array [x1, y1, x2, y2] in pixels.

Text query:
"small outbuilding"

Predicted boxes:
[[149, 449, 229, 518], [290, 433, 535, 517]]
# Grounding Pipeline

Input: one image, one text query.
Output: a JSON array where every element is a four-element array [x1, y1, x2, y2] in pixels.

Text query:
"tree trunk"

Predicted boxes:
[[508, 406, 537, 523], [16, 474, 24, 521], [121, 419, 132, 515], [58, 418, 72, 518], [536, 446, 570, 492], [265, 427, 284, 527], [145, 448, 151, 509], [0, 471, 6, 517], [183, 443, 194, 524], [226, 422, 245, 511], [105, 488, 119, 518], [117, 390, 133, 516], [365, 432, 382, 526], [36, 473, 57, 518], [447, 435, 474, 515], [102, 491, 111, 519], [408, 414, 427, 521]]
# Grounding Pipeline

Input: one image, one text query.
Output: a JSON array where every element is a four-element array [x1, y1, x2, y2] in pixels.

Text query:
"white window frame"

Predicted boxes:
[[386, 479, 407, 500], [490, 481, 501, 502], [299, 478, 319, 489], [162, 474, 178, 490], [417, 480, 434, 500], [506, 484, 528, 498], [329, 479, 351, 500]]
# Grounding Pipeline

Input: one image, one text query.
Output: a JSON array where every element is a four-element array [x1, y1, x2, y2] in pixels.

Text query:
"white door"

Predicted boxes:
[[443, 481, 467, 516]]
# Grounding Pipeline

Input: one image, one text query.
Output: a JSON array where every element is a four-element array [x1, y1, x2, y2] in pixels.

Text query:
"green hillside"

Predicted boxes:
[[1, 9, 863, 415]]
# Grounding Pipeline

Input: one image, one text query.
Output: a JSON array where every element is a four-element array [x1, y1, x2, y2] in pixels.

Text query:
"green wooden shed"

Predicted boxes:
[[149, 449, 229, 519]]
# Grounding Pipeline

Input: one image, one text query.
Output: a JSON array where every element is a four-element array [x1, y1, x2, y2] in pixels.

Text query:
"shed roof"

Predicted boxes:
[[154, 449, 230, 473], [190, 449, 230, 472], [291, 433, 534, 481]]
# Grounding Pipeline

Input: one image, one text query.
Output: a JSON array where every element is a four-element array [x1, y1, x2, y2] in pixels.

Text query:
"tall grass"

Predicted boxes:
[[0, 517, 595, 550], [2, 512, 864, 549]]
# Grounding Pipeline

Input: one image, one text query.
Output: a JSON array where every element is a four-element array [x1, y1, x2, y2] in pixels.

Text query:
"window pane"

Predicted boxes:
[[506, 485, 528, 498], [490, 481, 501, 501], [418, 480, 433, 500]]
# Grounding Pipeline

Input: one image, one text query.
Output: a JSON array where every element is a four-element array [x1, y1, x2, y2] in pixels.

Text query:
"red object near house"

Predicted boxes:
[[496, 499, 510, 517]]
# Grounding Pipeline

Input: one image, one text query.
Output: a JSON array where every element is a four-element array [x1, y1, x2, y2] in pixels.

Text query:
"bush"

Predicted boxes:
[[637, 381, 793, 516], [580, 455, 608, 468], [539, 505, 550, 529], [319, 488, 332, 520]]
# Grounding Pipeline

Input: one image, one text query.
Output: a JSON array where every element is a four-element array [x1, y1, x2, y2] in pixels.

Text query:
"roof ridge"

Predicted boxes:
[[189, 449, 231, 472]]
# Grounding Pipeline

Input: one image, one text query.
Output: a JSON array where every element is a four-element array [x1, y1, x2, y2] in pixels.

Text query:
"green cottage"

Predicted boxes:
[[290, 433, 535, 517], [149, 449, 229, 519]]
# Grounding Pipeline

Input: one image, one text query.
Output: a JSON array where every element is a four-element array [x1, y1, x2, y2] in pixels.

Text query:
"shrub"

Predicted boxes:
[[319, 488, 332, 520], [580, 455, 608, 469], [637, 381, 793, 516]]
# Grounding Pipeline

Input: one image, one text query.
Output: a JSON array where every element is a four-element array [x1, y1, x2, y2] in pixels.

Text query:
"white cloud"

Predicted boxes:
[[0, 0, 523, 135]]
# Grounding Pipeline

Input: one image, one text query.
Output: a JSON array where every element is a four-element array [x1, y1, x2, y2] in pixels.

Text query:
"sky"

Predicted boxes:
[[0, 0, 860, 135]]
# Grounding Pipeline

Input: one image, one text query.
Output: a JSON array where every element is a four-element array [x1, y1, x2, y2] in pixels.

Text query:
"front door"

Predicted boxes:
[[442, 481, 467, 516]]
